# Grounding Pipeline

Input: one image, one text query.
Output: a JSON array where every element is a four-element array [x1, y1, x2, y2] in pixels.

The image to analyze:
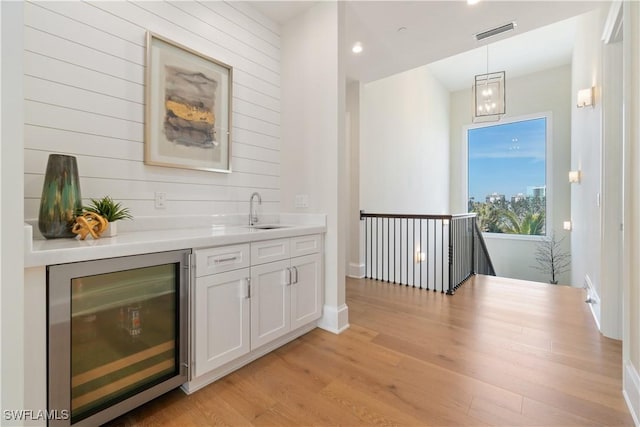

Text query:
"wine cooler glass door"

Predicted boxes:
[[48, 250, 189, 426]]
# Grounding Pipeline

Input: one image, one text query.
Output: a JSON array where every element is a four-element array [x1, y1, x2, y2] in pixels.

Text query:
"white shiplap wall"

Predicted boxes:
[[23, 0, 281, 219]]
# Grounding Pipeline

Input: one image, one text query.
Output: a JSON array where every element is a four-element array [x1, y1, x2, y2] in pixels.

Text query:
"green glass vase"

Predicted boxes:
[[38, 154, 82, 239]]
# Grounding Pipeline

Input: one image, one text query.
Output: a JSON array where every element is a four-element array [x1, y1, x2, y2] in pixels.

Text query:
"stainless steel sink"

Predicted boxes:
[[249, 224, 291, 230]]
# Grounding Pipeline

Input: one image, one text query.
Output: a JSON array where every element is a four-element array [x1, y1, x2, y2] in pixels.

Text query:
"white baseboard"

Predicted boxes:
[[584, 274, 601, 330], [347, 262, 365, 278], [623, 360, 640, 427], [182, 322, 317, 394], [317, 303, 349, 334]]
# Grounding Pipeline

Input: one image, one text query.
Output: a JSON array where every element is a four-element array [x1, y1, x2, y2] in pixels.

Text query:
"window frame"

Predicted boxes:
[[462, 111, 553, 241]]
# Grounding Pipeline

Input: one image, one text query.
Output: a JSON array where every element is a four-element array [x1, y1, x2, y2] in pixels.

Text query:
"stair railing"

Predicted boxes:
[[360, 211, 495, 295], [473, 219, 496, 277]]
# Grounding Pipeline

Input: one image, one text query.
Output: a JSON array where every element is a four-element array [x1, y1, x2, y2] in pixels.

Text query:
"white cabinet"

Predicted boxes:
[[194, 266, 251, 377], [290, 253, 322, 330], [192, 234, 322, 380], [251, 238, 290, 265], [250, 259, 291, 349], [195, 244, 250, 276], [249, 235, 323, 350], [193, 244, 251, 376]]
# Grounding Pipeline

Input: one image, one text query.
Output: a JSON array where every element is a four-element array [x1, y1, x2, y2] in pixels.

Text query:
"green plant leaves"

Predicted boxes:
[[82, 196, 132, 222]]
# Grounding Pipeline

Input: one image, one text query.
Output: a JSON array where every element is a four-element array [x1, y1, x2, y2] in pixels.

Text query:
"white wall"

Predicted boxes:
[[346, 81, 362, 277], [23, 1, 281, 220], [623, 1, 640, 423], [281, 2, 349, 333], [600, 3, 624, 340], [571, 8, 606, 321], [1, 1, 25, 420], [450, 65, 572, 284], [360, 65, 450, 214], [14, 0, 284, 419]]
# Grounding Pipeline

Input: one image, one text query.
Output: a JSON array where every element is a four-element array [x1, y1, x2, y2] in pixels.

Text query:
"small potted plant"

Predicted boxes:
[[82, 196, 132, 237]]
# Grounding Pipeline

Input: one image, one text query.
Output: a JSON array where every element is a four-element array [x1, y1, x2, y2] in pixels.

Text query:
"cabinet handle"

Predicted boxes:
[[292, 266, 299, 284], [214, 255, 238, 264], [286, 268, 292, 286], [245, 278, 251, 299]]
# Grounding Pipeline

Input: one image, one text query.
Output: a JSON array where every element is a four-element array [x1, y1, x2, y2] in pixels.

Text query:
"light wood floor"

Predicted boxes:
[[106, 275, 634, 426]]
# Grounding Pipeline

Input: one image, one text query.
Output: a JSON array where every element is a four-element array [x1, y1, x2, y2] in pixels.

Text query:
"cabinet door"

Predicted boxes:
[[250, 259, 291, 350], [290, 253, 323, 330], [194, 269, 250, 377]]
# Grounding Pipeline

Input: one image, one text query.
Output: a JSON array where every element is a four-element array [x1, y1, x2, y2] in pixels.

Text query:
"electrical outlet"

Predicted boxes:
[[295, 194, 309, 208], [154, 192, 167, 209]]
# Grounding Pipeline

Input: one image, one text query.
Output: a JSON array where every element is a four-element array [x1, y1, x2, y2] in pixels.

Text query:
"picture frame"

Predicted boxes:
[[145, 31, 233, 173]]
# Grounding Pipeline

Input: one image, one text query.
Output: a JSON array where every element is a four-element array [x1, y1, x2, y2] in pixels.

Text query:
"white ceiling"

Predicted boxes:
[[246, 1, 318, 26], [246, 1, 609, 85], [427, 15, 578, 92]]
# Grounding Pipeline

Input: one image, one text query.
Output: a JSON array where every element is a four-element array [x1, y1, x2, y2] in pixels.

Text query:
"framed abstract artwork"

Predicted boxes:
[[145, 32, 232, 173]]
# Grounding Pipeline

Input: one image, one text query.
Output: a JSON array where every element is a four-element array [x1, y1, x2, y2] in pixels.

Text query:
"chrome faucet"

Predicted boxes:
[[249, 192, 262, 226]]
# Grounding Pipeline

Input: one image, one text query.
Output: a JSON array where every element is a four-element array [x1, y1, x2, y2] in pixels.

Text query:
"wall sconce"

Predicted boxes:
[[415, 247, 426, 264], [577, 87, 594, 108], [568, 170, 581, 183], [563, 221, 572, 231]]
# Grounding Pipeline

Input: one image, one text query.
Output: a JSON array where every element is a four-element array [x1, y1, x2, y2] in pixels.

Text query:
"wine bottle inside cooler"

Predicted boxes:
[[126, 304, 142, 338]]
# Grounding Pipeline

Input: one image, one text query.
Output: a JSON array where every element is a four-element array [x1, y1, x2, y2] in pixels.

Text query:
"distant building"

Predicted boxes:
[[511, 193, 526, 204], [527, 186, 546, 198], [486, 192, 505, 204]]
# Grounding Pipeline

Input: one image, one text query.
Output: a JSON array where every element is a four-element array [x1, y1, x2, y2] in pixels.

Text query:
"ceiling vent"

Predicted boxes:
[[474, 22, 516, 41]]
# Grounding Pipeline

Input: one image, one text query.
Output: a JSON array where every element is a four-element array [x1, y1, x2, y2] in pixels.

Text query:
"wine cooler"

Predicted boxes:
[[47, 250, 190, 426]]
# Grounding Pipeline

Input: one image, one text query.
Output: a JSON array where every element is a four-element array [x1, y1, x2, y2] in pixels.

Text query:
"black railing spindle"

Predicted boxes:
[[406, 219, 409, 287], [393, 218, 396, 283], [419, 219, 422, 289]]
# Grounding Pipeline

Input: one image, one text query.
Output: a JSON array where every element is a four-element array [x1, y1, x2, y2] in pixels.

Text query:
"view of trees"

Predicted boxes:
[[469, 196, 546, 236]]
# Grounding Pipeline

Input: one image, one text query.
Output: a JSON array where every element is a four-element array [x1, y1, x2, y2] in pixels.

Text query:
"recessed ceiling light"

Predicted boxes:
[[468, 0, 480, 4], [352, 42, 363, 54]]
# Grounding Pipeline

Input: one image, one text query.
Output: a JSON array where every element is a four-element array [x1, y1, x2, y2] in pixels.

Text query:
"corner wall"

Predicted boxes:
[[570, 8, 606, 316], [23, 1, 282, 219], [281, 2, 348, 333], [346, 81, 362, 277], [1, 1, 25, 420], [623, 1, 640, 424], [450, 65, 572, 284]]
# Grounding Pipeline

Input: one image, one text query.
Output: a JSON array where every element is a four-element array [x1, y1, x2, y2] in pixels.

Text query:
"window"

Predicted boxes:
[[467, 115, 548, 236]]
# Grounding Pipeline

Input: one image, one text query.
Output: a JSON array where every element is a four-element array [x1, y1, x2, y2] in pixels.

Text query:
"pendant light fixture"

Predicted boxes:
[[473, 44, 505, 122]]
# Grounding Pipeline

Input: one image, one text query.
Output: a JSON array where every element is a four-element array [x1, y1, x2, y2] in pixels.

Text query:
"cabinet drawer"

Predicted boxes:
[[251, 238, 290, 265], [195, 244, 250, 277], [290, 234, 321, 257]]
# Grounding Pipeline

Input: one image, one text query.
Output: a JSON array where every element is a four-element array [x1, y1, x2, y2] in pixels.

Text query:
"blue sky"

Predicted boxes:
[[468, 118, 546, 201]]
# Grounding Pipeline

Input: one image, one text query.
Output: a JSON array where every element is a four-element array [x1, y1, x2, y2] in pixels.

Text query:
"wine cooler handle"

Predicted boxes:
[[184, 252, 193, 379]]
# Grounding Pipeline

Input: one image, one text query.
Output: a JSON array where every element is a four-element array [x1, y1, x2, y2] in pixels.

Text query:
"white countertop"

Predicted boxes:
[[24, 214, 326, 267]]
